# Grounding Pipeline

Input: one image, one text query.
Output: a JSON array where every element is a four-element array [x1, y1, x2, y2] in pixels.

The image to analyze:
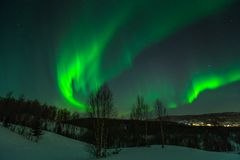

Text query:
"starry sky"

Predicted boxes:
[[0, 0, 240, 115]]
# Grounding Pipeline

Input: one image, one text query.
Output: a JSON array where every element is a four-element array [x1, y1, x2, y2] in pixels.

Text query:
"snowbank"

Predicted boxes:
[[0, 126, 239, 160]]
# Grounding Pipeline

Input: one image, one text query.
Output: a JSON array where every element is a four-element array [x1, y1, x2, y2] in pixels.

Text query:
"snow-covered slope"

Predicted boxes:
[[0, 126, 89, 160], [106, 145, 240, 160], [0, 126, 239, 160]]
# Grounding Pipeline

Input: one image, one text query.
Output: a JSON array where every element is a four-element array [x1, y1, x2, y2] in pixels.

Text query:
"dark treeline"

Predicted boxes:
[[68, 118, 240, 152], [0, 92, 84, 142], [0, 91, 240, 154], [0, 92, 80, 127]]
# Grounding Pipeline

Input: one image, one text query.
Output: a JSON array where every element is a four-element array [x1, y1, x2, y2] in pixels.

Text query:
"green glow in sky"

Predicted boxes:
[[187, 69, 240, 104], [56, 0, 235, 110], [57, 0, 133, 110]]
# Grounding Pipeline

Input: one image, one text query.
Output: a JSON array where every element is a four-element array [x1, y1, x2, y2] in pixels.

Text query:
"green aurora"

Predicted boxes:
[[56, 0, 237, 111], [187, 68, 240, 104]]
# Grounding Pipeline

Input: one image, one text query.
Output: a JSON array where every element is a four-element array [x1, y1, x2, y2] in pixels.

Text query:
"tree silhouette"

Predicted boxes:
[[31, 116, 43, 142], [130, 96, 149, 146], [87, 84, 115, 158], [155, 99, 166, 148], [3, 115, 10, 128]]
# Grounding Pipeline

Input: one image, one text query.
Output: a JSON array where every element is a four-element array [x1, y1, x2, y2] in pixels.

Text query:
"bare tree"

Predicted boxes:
[[155, 99, 166, 148], [87, 85, 114, 158], [130, 96, 144, 120], [142, 103, 150, 147], [130, 96, 149, 146]]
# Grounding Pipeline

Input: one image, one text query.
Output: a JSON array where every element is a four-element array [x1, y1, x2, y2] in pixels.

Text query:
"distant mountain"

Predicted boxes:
[[166, 112, 240, 126]]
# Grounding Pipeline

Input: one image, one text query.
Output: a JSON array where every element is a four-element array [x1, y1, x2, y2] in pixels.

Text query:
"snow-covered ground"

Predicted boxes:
[[0, 126, 239, 160]]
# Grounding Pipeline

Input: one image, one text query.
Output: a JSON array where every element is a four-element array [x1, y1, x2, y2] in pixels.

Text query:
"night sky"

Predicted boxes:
[[0, 0, 240, 115]]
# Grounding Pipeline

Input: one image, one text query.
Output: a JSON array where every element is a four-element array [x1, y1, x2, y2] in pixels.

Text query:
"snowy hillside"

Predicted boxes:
[[0, 126, 239, 160], [0, 126, 89, 160]]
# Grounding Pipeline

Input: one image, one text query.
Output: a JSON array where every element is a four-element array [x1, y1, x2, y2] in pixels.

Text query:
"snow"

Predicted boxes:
[[106, 146, 240, 160], [0, 126, 239, 160], [0, 126, 89, 160]]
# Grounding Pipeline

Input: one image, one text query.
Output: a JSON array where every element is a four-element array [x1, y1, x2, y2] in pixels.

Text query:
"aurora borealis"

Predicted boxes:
[[0, 0, 240, 114], [187, 68, 240, 104]]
